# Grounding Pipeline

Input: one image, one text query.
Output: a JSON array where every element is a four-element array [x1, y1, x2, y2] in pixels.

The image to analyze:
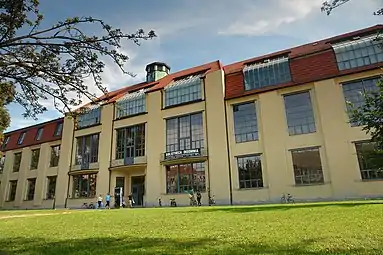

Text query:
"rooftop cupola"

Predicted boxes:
[[145, 62, 170, 83]]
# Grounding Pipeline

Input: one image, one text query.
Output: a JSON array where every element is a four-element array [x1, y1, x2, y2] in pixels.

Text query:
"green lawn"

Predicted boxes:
[[0, 201, 382, 255]]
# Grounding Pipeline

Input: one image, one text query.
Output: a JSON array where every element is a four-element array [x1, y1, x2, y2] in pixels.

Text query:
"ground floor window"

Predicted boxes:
[[237, 155, 263, 189], [46, 176, 57, 199], [166, 162, 206, 194], [26, 178, 36, 201], [355, 141, 383, 180], [291, 147, 324, 185], [8, 180, 17, 201], [72, 174, 97, 198]]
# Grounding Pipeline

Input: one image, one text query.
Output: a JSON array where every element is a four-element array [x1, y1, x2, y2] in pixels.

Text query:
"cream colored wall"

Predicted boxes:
[[0, 140, 62, 209], [226, 69, 383, 204]]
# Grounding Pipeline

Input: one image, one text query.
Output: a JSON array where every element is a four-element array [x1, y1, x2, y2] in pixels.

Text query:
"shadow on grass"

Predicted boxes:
[[190, 201, 383, 213], [0, 237, 381, 255]]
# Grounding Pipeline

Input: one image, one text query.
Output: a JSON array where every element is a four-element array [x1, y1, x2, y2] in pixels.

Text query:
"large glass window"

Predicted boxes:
[[50, 145, 60, 167], [77, 107, 101, 129], [116, 90, 146, 118], [166, 162, 206, 194], [332, 35, 383, 71], [342, 77, 380, 126], [72, 174, 97, 198], [116, 124, 145, 162], [243, 57, 291, 91], [291, 147, 324, 185], [76, 134, 99, 167], [237, 155, 263, 189], [284, 91, 316, 136], [166, 113, 204, 152], [8, 180, 17, 201], [30, 149, 40, 170], [164, 75, 202, 107], [0, 155, 5, 174], [46, 176, 57, 199], [355, 141, 383, 180], [233, 102, 258, 143], [13, 152, 22, 172], [26, 178, 36, 201]]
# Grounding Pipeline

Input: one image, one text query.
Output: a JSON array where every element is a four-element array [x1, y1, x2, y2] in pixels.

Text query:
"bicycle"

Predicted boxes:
[[81, 202, 95, 209]]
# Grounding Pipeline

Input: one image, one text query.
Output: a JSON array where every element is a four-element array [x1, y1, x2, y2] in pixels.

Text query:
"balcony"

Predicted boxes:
[[71, 156, 99, 172], [160, 148, 208, 164], [110, 156, 147, 169]]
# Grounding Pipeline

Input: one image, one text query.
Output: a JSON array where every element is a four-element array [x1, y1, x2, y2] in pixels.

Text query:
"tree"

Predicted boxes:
[[322, 0, 383, 169], [0, 0, 156, 131]]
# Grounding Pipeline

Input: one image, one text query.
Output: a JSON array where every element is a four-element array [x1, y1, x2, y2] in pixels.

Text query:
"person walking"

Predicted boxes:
[[196, 191, 202, 206], [97, 194, 103, 209], [127, 193, 133, 208], [105, 193, 111, 209]]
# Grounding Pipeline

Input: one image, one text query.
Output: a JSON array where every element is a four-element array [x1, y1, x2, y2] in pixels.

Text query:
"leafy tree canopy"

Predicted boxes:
[[0, 0, 156, 140]]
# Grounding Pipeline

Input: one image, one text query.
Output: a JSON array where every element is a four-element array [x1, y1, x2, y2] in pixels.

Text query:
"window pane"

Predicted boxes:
[[244, 58, 291, 91], [342, 77, 380, 126], [115, 124, 146, 161], [233, 102, 258, 143], [166, 162, 206, 194], [76, 134, 99, 168], [13, 153, 22, 172], [30, 149, 40, 170], [166, 113, 204, 152], [77, 107, 101, 128], [26, 178, 36, 201], [237, 155, 263, 189], [50, 145, 60, 167], [8, 181, 17, 201], [72, 174, 97, 198], [355, 141, 383, 180], [116, 91, 146, 118], [333, 36, 382, 71], [291, 148, 324, 185], [164, 76, 202, 107], [284, 91, 316, 136], [46, 176, 57, 199]]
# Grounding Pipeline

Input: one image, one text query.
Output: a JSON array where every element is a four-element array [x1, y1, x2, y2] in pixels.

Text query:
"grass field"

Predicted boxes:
[[0, 201, 383, 255]]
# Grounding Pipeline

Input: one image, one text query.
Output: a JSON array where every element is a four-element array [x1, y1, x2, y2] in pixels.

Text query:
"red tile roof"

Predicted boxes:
[[1, 118, 63, 152], [224, 24, 383, 99]]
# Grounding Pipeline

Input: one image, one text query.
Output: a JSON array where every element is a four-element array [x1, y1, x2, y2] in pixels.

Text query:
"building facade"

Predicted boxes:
[[1, 25, 382, 209]]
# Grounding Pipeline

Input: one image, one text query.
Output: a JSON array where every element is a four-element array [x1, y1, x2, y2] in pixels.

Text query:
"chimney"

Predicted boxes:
[[145, 62, 171, 83]]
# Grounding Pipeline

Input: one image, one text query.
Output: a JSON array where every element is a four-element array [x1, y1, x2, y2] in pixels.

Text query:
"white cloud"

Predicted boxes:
[[218, 0, 324, 36]]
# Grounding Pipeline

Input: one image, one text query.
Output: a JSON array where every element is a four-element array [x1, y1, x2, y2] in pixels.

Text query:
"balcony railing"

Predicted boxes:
[[71, 156, 99, 171], [110, 156, 147, 168], [160, 148, 208, 162]]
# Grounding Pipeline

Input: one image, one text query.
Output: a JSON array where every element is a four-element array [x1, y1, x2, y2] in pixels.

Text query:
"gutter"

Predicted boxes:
[[201, 76, 212, 200], [64, 117, 76, 208], [108, 103, 116, 193], [223, 86, 233, 205]]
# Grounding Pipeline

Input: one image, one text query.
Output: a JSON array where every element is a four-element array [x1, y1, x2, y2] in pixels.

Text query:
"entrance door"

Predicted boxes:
[[116, 177, 125, 196], [131, 176, 145, 206]]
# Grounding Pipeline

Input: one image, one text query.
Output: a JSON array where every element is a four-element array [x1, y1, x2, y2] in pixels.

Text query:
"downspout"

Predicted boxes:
[[201, 76, 212, 201], [108, 103, 116, 193], [64, 116, 76, 208], [223, 86, 233, 205]]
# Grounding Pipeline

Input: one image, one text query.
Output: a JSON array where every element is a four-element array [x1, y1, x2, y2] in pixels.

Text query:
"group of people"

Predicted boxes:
[[97, 193, 135, 209]]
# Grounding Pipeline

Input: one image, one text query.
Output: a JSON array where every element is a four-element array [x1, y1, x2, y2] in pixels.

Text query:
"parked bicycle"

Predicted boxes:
[[170, 198, 177, 207], [81, 202, 95, 209], [281, 193, 294, 204]]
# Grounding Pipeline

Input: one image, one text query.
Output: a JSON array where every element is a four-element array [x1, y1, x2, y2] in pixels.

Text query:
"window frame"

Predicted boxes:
[[354, 141, 383, 180], [46, 176, 57, 199], [283, 90, 317, 136], [115, 124, 146, 161], [35, 127, 44, 141], [232, 101, 259, 143], [165, 162, 206, 194], [72, 173, 97, 198], [50, 145, 61, 167], [30, 148, 40, 170], [115, 90, 147, 119], [77, 107, 101, 129], [8, 180, 17, 201], [290, 146, 325, 186], [13, 152, 22, 172], [17, 132, 26, 145], [165, 112, 204, 153], [75, 133, 99, 167], [236, 154, 264, 189], [54, 122, 63, 136], [164, 75, 203, 108], [26, 178, 36, 201]]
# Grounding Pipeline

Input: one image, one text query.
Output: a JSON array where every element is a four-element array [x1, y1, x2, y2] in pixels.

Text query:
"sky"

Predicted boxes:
[[5, 0, 382, 132]]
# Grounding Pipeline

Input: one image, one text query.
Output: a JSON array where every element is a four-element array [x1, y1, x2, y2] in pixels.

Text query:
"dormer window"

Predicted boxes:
[[54, 122, 63, 136], [116, 89, 147, 119], [2, 136, 10, 149], [164, 75, 202, 107], [331, 34, 383, 71], [77, 105, 101, 129], [243, 57, 292, 91], [17, 132, 26, 145], [35, 127, 44, 141]]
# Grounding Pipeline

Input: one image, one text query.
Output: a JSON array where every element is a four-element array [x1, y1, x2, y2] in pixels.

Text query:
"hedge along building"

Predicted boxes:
[[0, 24, 382, 209]]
